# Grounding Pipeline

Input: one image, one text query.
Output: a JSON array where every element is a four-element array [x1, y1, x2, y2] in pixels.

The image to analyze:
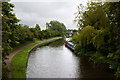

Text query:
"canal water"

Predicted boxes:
[[27, 39, 114, 78]]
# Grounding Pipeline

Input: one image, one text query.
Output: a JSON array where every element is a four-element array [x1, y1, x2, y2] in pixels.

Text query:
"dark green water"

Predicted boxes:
[[27, 39, 114, 78]]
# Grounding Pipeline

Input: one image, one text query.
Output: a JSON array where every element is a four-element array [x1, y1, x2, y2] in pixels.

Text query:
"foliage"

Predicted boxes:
[[2, 2, 61, 58], [74, 1, 120, 79], [46, 21, 66, 36], [2, 2, 61, 78], [2, 63, 10, 80], [35, 24, 41, 31], [66, 29, 78, 37], [2, 2, 20, 57]]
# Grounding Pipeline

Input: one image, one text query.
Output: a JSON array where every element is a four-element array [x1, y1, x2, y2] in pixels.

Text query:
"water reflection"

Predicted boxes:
[[79, 57, 114, 78], [27, 39, 114, 78], [47, 39, 65, 47]]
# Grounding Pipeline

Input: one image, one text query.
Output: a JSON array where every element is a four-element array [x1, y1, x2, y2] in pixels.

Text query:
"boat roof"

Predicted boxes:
[[67, 42, 75, 46]]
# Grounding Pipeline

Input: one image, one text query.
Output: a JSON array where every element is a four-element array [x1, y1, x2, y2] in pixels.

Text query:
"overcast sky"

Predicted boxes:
[[11, 0, 88, 30]]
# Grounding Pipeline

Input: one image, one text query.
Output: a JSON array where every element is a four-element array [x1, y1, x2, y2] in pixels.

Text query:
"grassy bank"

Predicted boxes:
[[11, 38, 42, 52], [12, 41, 33, 53], [11, 37, 62, 78]]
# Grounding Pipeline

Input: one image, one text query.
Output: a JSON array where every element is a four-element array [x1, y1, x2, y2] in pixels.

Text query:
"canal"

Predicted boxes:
[[27, 39, 114, 78]]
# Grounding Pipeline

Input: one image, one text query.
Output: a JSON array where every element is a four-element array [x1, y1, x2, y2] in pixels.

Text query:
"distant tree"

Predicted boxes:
[[30, 28, 39, 38], [73, 29, 77, 32], [35, 24, 41, 31], [46, 21, 66, 36], [23, 24, 29, 28], [46, 22, 49, 30]]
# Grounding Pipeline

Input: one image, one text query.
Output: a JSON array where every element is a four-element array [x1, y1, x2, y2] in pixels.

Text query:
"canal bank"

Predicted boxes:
[[27, 37, 63, 67], [27, 39, 114, 78], [11, 37, 62, 78]]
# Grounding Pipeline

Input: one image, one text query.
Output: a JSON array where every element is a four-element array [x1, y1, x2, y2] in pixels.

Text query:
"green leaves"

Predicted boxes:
[[74, 26, 96, 48], [35, 24, 41, 31], [46, 21, 66, 36], [2, 2, 20, 56], [107, 53, 114, 58], [74, 1, 120, 78], [115, 66, 120, 79]]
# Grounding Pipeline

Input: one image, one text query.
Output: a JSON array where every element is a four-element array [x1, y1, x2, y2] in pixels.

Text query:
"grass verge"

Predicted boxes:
[[12, 41, 33, 52], [11, 37, 62, 78]]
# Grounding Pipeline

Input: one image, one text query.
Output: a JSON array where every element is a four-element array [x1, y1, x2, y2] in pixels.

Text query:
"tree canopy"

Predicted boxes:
[[46, 21, 66, 36], [35, 24, 41, 31], [73, 1, 120, 78]]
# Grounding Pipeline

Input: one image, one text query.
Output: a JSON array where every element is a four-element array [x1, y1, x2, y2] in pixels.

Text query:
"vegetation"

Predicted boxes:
[[2, 2, 66, 58], [35, 24, 41, 31], [66, 29, 78, 37], [73, 1, 120, 79], [46, 21, 66, 36], [12, 37, 61, 78], [2, 1, 66, 79], [2, 0, 119, 79]]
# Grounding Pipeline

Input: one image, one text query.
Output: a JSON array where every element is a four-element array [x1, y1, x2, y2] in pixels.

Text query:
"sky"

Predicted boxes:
[[11, 0, 88, 30]]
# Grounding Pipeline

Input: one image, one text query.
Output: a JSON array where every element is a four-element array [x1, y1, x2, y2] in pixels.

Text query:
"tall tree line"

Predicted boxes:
[[2, 2, 66, 58], [2, 2, 66, 79], [73, 1, 120, 78]]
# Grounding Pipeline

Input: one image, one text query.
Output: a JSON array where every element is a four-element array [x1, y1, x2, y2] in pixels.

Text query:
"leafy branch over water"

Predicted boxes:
[[73, 1, 120, 79]]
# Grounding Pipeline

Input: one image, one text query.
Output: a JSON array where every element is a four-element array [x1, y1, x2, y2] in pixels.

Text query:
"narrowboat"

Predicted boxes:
[[65, 41, 75, 51]]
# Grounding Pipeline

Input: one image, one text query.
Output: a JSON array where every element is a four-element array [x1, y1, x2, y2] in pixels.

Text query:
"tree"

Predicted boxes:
[[35, 24, 41, 31], [2, 2, 20, 56], [74, 1, 120, 78], [23, 24, 29, 28], [2, 2, 20, 79], [30, 28, 39, 38], [46, 21, 66, 36]]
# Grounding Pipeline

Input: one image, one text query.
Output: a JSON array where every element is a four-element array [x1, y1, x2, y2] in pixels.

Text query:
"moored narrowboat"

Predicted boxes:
[[65, 41, 75, 51]]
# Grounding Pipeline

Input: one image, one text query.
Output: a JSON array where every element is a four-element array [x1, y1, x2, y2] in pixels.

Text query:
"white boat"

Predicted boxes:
[[65, 40, 75, 51]]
